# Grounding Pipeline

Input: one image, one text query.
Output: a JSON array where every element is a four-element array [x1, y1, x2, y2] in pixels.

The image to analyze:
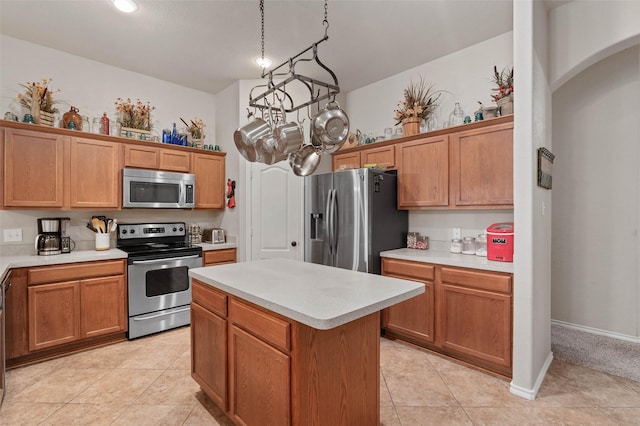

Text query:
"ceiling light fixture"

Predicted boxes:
[[112, 0, 138, 13], [255, 57, 272, 68]]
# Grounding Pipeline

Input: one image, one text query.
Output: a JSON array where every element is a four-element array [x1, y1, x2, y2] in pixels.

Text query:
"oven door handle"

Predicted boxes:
[[131, 254, 201, 265], [132, 306, 191, 321]]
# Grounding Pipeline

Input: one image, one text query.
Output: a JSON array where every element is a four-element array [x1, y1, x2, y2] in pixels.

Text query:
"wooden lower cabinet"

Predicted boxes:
[[80, 275, 126, 338], [381, 258, 513, 376], [203, 248, 236, 266], [7, 260, 127, 366], [382, 260, 435, 343], [28, 281, 80, 351], [191, 279, 380, 425]]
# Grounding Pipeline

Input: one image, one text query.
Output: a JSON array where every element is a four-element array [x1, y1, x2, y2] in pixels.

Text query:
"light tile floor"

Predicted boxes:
[[1, 326, 639, 425]]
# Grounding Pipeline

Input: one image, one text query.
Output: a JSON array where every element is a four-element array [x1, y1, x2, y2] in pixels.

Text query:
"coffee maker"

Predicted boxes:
[[35, 217, 72, 255]]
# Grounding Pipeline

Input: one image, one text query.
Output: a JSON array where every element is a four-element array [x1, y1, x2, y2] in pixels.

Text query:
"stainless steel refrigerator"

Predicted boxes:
[[304, 168, 408, 274]]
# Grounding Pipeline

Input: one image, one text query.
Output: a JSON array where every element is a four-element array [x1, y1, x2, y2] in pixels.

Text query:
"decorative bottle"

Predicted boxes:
[[449, 102, 465, 127], [171, 123, 178, 144], [101, 113, 110, 135]]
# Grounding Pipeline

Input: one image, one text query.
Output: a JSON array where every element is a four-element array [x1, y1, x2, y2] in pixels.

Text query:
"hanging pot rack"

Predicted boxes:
[[249, 29, 340, 114]]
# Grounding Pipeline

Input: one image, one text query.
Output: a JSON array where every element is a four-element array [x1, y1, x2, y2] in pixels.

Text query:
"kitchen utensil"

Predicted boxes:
[[274, 103, 304, 154], [289, 144, 320, 177], [91, 218, 103, 233], [311, 100, 350, 148]]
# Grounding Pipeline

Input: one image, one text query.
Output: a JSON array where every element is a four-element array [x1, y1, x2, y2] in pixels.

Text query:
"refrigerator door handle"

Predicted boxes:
[[325, 188, 333, 255], [331, 189, 338, 255]]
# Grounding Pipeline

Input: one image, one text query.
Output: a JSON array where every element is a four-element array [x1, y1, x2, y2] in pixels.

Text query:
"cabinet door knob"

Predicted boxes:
[[291, 241, 297, 247]]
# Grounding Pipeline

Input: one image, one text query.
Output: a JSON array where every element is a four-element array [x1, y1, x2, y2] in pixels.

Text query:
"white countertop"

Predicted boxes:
[[189, 258, 424, 330], [0, 249, 129, 280], [380, 248, 514, 274], [0, 241, 238, 279], [197, 242, 237, 251]]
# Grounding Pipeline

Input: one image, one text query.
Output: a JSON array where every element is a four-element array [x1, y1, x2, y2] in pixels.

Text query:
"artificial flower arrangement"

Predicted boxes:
[[17, 78, 61, 114], [114, 97, 155, 131], [491, 65, 514, 102], [393, 77, 440, 126], [185, 118, 206, 140]]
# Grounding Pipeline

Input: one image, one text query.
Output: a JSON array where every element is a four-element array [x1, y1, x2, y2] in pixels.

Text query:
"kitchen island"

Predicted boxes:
[[189, 258, 424, 426]]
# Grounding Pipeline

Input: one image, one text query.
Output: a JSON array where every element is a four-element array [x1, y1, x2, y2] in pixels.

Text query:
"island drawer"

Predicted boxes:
[[28, 260, 126, 285], [192, 280, 227, 317], [441, 267, 512, 294], [382, 258, 435, 281], [229, 298, 291, 351]]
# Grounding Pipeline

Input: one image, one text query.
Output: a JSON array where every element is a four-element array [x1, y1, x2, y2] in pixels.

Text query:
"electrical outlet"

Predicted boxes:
[[452, 227, 461, 240], [3, 228, 23, 242]]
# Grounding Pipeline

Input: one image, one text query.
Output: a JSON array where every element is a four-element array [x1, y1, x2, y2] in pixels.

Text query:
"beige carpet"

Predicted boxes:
[[551, 322, 640, 382]]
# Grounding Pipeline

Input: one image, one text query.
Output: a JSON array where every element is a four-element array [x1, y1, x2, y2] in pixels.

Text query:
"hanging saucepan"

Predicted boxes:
[[289, 144, 321, 177], [311, 100, 350, 150], [264, 151, 289, 165], [233, 117, 271, 162], [274, 103, 304, 154]]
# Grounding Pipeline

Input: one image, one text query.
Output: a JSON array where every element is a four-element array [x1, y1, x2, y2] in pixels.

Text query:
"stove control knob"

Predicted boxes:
[[173, 227, 177, 232], [122, 229, 127, 234], [179, 227, 184, 232], [130, 229, 135, 234]]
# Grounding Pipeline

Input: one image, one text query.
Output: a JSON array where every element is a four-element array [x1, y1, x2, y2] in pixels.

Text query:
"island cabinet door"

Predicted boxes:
[[191, 301, 228, 410], [229, 325, 291, 426], [381, 258, 435, 344]]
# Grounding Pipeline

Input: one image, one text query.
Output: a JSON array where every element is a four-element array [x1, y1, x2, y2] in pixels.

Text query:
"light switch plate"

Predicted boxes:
[[3, 228, 23, 242]]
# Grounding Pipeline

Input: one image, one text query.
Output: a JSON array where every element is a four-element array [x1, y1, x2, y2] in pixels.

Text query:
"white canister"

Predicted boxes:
[[95, 233, 110, 251]]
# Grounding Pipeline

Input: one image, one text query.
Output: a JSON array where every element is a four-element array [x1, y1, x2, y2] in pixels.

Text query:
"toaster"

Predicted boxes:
[[203, 228, 226, 244]]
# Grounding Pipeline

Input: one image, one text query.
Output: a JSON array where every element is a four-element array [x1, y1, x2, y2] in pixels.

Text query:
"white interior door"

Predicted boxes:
[[250, 161, 303, 261]]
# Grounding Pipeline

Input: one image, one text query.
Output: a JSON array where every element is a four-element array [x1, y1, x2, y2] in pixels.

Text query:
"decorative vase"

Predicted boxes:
[[497, 94, 514, 116], [30, 101, 41, 125], [121, 127, 152, 141], [39, 110, 54, 127], [402, 117, 421, 137], [62, 106, 82, 130]]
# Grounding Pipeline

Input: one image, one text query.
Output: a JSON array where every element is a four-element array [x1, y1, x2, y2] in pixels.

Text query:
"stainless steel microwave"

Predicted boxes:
[[123, 168, 195, 209]]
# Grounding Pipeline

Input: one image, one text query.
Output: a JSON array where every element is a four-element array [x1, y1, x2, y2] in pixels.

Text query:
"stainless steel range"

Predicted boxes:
[[117, 222, 202, 339]]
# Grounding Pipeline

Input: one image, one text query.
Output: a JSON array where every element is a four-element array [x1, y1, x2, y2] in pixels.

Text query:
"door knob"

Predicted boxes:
[[291, 241, 297, 247]]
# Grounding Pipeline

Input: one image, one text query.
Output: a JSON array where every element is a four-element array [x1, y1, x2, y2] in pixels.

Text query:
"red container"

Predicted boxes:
[[486, 222, 514, 262]]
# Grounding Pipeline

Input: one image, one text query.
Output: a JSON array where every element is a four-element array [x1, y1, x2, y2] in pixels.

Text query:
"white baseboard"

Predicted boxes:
[[509, 351, 553, 400], [551, 319, 640, 343]]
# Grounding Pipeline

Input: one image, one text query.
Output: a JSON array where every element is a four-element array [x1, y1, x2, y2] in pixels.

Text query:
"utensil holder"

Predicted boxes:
[[95, 233, 110, 251]]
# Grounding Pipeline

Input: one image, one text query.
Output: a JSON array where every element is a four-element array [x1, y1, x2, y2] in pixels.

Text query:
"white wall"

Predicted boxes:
[[346, 32, 513, 140], [552, 46, 640, 339], [0, 35, 225, 255], [345, 32, 515, 248], [549, 0, 640, 91]]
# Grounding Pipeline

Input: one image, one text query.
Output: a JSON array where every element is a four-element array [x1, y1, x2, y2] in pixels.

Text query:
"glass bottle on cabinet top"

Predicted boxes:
[[449, 102, 465, 127]]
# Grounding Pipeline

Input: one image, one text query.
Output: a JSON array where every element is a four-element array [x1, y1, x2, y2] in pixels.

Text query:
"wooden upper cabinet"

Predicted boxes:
[[450, 122, 513, 207], [361, 145, 395, 169], [124, 144, 190, 172], [397, 135, 449, 208], [69, 137, 121, 208], [192, 153, 225, 209], [332, 151, 360, 171], [332, 144, 396, 171], [3, 128, 65, 207]]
